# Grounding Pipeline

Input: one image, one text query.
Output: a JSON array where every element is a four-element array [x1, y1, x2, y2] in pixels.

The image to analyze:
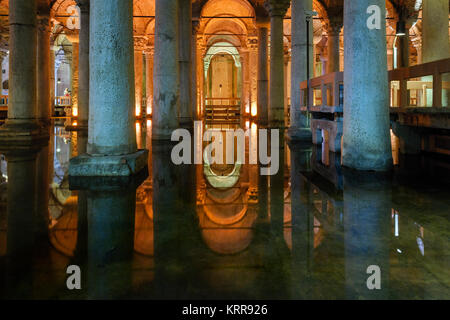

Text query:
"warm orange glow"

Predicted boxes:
[[146, 119, 152, 128], [146, 105, 152, 116], [251, 102, 257, 117], [245, 120, 250, 128], [72, 121, 78, 126], [136, 106, 141, 117], [245, 104, 250, 114], [72, 107, 78, 117]]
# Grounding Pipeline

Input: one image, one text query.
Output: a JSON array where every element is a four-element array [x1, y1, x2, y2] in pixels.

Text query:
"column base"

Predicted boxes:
[[69, 149, 149, 177], [0, 119, 49, 147], [286, 127, 312, 142], [342, 151, 393, 172]]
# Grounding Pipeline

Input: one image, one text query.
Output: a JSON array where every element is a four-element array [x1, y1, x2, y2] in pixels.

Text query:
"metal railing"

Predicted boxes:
[[204, 98, 241, 124], [389, 58, 450, 108]]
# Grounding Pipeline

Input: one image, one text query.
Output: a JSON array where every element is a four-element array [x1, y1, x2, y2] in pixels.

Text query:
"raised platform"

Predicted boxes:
[[69, 149, 149, 177]]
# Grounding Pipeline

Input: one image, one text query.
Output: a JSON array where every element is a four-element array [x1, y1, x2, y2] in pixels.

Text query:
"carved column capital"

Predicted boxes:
[[247, 37, 258, 51], [134, 36, 147, 51], [264, 0, 290, 17]]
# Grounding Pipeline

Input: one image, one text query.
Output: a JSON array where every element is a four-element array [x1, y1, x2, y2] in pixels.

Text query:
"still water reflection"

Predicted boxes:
[[0, 121, 449, 299]]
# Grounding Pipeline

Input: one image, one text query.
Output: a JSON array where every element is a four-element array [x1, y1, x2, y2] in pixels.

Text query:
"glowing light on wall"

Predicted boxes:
[[147, 97, 153, 116], [72, 107, 78, 117], [245, 104, 250, 114], [251, 102, 257, 117], [136, 106, 141, 117], [245, 120, 250, 129], [72, 121, 78, 126], [146, 119, 152, 128]]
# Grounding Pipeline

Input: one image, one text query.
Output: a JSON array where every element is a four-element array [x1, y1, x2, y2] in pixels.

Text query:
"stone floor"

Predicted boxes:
[[0, 120, 449, 299]]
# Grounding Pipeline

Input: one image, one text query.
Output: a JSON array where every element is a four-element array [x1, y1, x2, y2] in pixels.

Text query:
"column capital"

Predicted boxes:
[[264, 0, 290, 17], [144, 47, 154, 57], [134, 36, 147, 51], [37, 16, 51, 33], [247, 37, 258, 51], [75, 0, 90, 13], [192, 20, 200, 35], [326, 19, 343, 36]]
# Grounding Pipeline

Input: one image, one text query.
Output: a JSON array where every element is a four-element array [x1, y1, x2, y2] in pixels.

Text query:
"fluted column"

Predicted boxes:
[[265, 0, 290, 128], [422, 0, 450, 63], [37, 14, 51, 125], [342, 0, 392, 171], [76, 0, 90, 129], [153, 0, 179, 140], [134, 37, 146, 118], [178, 0, 192, 127], [0, 0, 44, 141], [326, 20, 342, 74], [70, 0, 147, 177], [257, 25, 269, 125], [145, 48, 154, 116], [288, 0, 313, 140]]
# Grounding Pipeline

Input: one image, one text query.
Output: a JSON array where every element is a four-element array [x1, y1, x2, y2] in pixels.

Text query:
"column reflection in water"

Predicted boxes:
[[288, 141, 313, 299], [343, 170, 391, 299], [152, 141, 197, 298], [2, 149, 39, 298]]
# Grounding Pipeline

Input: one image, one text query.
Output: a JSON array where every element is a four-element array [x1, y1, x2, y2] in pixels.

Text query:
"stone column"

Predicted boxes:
[[134, 37, 145, 118], [0, 51, 6, 95], [69, 39, 79, 117], [288, 0, 313, 140], [153, 0, 179, 140], [76, 0, 90, 129], [326, 20, 342, 73], [191, 21, 199, 119], [265, 0, 290, 128], [37, 14, 51, 125], [422, 0, 450, 63], [257, 25, 269, 125], [248, 36, 258, 117], [178, 0, 192, 127], [145, 48, 154, 116], [0, 0, 44, 141], [69, 0, 147, 177], [342, 0, 392, 171]]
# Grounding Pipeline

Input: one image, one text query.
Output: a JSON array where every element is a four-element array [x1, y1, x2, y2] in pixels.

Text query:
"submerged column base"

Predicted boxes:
[[69, 149, 149, 177], [286, 126, 312, 141]]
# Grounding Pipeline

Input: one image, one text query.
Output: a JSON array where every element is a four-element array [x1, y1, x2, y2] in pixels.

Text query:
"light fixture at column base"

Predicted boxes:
[[69, 149, 149, 177]]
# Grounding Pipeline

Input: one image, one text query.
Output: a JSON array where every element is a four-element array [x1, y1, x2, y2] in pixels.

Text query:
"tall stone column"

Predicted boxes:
[[248, 36, 258, 117], [197, 42, 206, 117], [326, 20, 342, 73], [265, 0, 290, 128], [422, 0, 450, 63], [76, 0, 90, 129], [145, 48, 154, 116], [397, 32, 410, 68], [342, 0, 392, 171], [37, 14, 51, 125], [69, 39, 79, 117], [191, 21, 199, 119], [178, 0, 192, 127], [0, 0, 45, 142], [134, 37, 145, 118], [257, 25, 269, 125], [153, 0, 179, 140], [69, 0, 147, 177], [288, 0, 312, 139]]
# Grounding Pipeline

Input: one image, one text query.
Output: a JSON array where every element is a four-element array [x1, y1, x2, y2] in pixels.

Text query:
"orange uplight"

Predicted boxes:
[[72, 121, 78, 126], [245, 104, 250, 114], [136, 106, 141, 117], [147, 105, 152, 116], [72, 107, 78, 117], [245, 120, 250, 129], [251, 102, 257, 117], [146, 119, 152, 128]]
